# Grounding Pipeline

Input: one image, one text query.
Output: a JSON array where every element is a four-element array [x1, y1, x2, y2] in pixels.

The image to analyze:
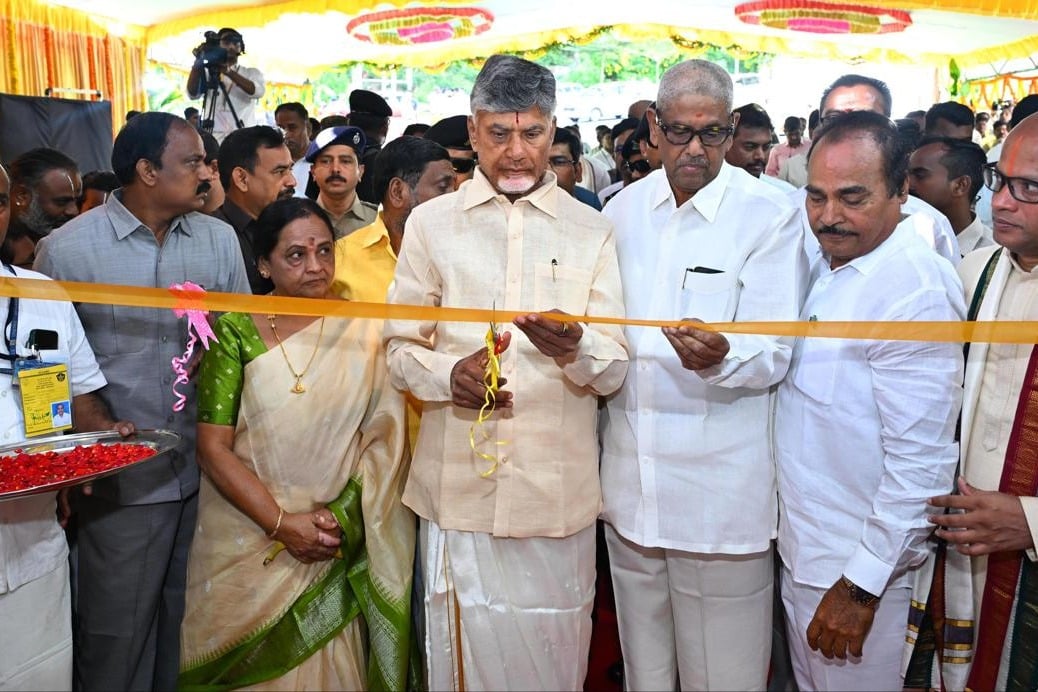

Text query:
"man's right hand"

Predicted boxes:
[[450, 332, 513, 409]]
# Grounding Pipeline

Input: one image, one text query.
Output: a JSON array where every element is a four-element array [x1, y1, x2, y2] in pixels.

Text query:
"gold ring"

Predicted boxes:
[[560, 323, 569, 336]]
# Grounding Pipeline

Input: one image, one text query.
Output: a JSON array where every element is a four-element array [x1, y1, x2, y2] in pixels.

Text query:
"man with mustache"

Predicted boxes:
[[2, 148, 81, 269], [213, 125, 296, 293], [774, 110, 963, 691], [599, 59, 807, 691], [308, 126, 376, 240], [34, 112, 250, 691], [384, 54, 628, 690], [805, 74, 960, 265]]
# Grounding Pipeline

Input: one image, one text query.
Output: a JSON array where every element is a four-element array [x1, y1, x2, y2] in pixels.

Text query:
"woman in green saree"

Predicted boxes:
[[179, 197, 414, 691]]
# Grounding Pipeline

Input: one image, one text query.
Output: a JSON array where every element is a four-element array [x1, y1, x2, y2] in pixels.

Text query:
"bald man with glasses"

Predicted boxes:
[[600, 59, 808, 691], [907, 112, 1038, 691]]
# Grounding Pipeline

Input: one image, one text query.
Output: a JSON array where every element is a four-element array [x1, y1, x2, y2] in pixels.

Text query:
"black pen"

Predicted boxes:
[[551, 258, 558, 282]]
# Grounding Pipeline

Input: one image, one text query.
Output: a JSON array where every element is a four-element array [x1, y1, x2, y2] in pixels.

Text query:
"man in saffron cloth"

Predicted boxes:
[[905, 113, 1038, 691], [384, 54, 629, 691]]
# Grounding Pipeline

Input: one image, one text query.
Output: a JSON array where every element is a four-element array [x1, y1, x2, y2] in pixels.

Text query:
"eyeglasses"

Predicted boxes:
[[624, 159, 653, 174], [655, 117, 733, 147], [548, 156, 577, 168], [450, 157, 476, 174], [984, 164, 1038, 204]]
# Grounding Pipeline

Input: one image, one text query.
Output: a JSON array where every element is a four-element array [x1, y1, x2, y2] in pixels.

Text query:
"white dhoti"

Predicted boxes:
[[781, 566, 909, 692], [0, 561, 72, 691], [605, 524, 773, 691], [419, 519, 596, 691]]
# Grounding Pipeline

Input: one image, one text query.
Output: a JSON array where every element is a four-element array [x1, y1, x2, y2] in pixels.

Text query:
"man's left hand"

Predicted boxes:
[[806, 579, 876, 660], [513, 310, 583, 359], [929, 476, 1034, 555], [662, 318, 730, 371]]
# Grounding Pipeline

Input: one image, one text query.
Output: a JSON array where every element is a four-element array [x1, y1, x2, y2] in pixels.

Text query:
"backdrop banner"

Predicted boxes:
[[0, 93, 113, 171]]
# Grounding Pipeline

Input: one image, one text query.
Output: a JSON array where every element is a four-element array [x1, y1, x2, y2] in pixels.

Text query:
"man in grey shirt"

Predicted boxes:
[[35, 112, 250, 691]]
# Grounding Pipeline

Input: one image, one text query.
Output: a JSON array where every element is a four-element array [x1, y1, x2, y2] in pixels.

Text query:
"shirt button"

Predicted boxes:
[[161, 335, 168, 343], [1, 389, 6, 397], [163, 376, 171, 385], [166, 416, 175, 424], [500, 455, 509, 464]]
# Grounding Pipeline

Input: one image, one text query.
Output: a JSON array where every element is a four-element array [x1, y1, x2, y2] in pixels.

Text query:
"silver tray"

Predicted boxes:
[[0, 429, 181, 501]]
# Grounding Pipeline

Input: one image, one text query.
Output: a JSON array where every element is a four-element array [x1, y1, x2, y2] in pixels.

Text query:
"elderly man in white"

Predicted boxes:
[[600, 59, 808, 691]]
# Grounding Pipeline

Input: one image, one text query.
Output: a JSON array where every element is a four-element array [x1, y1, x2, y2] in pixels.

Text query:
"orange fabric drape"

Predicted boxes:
[[0, 0, 147, 138], [961, 74, 1038, 110]]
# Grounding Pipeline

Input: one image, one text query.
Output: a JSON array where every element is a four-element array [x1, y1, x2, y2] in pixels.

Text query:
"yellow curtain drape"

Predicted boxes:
[[0, 0, 148, 138]]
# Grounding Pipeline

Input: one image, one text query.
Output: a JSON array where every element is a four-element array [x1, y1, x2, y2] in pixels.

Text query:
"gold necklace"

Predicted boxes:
[[267, 315, 324, 394]]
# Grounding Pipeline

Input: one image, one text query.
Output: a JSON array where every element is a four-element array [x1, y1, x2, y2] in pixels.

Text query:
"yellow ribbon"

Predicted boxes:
[[469, 326, 506, 478], [3, 276, 1038, 343]]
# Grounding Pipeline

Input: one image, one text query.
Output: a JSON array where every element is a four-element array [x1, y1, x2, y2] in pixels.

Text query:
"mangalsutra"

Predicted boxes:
[[267, 314, 324, 394]]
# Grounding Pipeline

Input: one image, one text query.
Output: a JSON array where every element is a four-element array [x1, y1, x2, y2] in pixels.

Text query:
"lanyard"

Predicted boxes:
[[0, 264, 20, 375]]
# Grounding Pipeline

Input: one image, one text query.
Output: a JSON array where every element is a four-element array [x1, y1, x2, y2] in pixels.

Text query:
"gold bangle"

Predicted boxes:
[[266, 507, 285, 539]]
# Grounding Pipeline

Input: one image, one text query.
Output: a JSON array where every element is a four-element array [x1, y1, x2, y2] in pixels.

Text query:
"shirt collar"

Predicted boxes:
[[106, 189, 191, 240], [354, 213, 390, 249], [462, 167, 559, 218], [650, 161, 733, 223]]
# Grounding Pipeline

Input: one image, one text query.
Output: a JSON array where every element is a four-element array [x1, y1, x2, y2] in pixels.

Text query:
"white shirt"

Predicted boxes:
[[958, 214, 995, 256], [775, 218, 964, 596], [578, 156, 611, 194], [291, 158, 310, 198], [760, 174, 795, 193], [600, 164, 809, 553], [51, 411, 71, 426], [793, 188, 960, 266], [0, 267, 107, 595], [192, 63, 266, 143], [598, 180, 624, 206]]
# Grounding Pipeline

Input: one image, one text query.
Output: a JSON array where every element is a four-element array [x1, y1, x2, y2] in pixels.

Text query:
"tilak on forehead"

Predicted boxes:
[[63, 171, 82, 197]]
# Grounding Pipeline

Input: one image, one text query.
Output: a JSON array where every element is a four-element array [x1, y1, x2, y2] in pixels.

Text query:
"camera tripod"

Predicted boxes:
[[199, 65, 243, 135]]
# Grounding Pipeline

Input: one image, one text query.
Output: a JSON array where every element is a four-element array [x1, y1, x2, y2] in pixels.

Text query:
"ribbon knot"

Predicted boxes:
[[170, 281, 218, 412]]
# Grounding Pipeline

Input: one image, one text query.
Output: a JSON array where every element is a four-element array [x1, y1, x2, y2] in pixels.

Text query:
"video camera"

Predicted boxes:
[[195, 31, 229, 69]]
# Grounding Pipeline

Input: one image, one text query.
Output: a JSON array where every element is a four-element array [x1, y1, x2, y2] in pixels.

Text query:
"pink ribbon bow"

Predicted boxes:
[[170, 281, 218, 412]]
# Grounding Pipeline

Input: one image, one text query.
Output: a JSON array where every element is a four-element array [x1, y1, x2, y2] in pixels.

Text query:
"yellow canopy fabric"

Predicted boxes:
[[2, 0, 147, 131]]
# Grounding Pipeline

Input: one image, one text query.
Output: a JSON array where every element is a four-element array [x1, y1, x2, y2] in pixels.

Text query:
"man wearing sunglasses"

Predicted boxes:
[[600, 59, 808, 691], [908, 113, 1038, 691], [425, 114, 477, 189]]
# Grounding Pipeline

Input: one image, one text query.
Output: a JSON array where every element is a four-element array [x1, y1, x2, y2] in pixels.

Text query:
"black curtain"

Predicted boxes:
[[0, 93, 113, 172]]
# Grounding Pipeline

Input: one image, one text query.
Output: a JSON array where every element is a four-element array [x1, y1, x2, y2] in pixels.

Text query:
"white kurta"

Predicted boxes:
[[776, 218, 964, 596], [600, 163, 808, 554]]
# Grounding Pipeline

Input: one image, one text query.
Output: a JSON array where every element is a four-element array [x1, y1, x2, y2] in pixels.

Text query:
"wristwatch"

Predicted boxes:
[[841, 576, 880, 607]]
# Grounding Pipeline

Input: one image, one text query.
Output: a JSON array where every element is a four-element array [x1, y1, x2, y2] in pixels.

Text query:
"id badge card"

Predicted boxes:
[[18, 362, 72, 437]]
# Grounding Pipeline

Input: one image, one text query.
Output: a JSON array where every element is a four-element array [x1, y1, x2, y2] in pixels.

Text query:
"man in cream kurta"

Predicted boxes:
[[912, 113, 1038, 691], [384, 55, 628, 691], [600, 60, 808, 691]]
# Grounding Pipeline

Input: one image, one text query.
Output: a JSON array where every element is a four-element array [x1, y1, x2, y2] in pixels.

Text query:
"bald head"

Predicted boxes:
[[991, 112, 1038, 271], [657, 60, 733, 115]]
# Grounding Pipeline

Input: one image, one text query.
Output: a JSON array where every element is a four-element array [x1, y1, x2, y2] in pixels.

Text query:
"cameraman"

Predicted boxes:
[[186, 27, 265, 143]]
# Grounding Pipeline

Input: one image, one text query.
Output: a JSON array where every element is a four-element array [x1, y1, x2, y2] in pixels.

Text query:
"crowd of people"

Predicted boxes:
[[1, 39, 1037, 692]]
